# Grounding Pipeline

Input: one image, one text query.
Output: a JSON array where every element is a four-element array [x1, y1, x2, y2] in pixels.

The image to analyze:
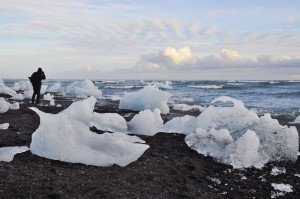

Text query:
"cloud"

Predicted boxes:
[[131, 46, 300, 72], [220, 49, 240, 60]]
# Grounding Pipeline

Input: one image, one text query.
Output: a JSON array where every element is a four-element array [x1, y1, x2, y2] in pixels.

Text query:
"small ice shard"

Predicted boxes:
[[128, 108, 163, 136], [43, 93, 55, 106], [0, 146, 29, 162], [119, 84, 171, 114], [0, 123, 9, 130], [271, 183, 293, 198], [29, 97, 149, 167], [91, 112, 128, 133], [271, 167, 286, 176]]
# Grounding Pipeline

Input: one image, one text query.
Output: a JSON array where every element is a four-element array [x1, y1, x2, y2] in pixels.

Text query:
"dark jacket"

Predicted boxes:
[[30, 71, 46, 86]]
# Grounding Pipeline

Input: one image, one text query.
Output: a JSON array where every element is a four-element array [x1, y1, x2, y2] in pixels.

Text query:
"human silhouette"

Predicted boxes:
[[29, 68, 46, 104]]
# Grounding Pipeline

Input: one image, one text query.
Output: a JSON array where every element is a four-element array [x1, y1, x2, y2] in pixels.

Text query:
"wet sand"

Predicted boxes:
[[0, 94, 299, 198]]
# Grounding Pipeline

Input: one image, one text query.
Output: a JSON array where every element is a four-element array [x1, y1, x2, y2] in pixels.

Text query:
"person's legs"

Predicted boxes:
[[35, 84, 41, 104], [31, 92, 36, 104]]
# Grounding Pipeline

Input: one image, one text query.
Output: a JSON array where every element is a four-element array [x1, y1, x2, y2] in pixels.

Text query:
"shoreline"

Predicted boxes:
[[0, 94, 299, 198]]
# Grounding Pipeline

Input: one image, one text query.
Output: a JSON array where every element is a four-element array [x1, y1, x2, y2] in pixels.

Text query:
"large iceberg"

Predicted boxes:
[[166, 96, 299, 168], [91, 112, 128, 133], [29, 97, 149, 167], [0, 146, 29, 162], [128, 108, 163, 136], [119, 85, 171, 114]]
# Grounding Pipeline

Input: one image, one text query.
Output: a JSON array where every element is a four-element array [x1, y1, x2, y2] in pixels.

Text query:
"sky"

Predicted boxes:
[[0, 0, 299, 80]]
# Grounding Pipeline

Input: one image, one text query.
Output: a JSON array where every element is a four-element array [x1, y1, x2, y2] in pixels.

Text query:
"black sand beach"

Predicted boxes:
[[0, 94, 299, 198]]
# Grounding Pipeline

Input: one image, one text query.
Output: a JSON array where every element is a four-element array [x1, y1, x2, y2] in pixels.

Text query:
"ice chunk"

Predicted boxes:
[[271, 183, 293, 198], [64, 79, 102, 99], [185, 128, 234, 164], [252, 114, 299, 162], [151, 81, 172, 89], [9, 102, 19, 110], [41, 85, 48, 94], [230, 130, 264, 169], [195, 97, 259, 139], [0, 146, 29, 162], [12, 82, 21, 91], [173, 103, 206, 112], [163, 115, 197, 134], [271, 167, 286, 176], [0, 123, 9, 130], [178, 96, 299, 168], [43, 93, 55, 106], [11, 93, 24, 100], [47, 82, 61, 92], [0, 97, 11, 113], [29, 97, 149, 167], [0, 79, 17, 96], [293, 115, 300, 124], [119, 84, 171, 114], [128, 108, 163, 136], [91, 113, 128, 133]]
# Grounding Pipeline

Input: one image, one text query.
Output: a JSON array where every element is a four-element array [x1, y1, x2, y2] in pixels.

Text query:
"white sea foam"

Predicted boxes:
[[188, 85, 223, 89], [173, 103, 205, 112]]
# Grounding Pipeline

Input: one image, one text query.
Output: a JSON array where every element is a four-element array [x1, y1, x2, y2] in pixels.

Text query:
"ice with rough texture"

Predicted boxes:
[[128, 109, 163, 136], [11, 93, 24, 100], [185, 128, 234, 164], [0, 146, 29, 162], [229, 130, 264, 169], [30, 97, 149, 167], [47, 82, 61, 92], [0, 123, 9, 130], [119, 85, 171, 114], [170, 96, 299, 168], [163, 115, 197, 134], [64, 79, 102, 98], [91, 113, 128, 133]]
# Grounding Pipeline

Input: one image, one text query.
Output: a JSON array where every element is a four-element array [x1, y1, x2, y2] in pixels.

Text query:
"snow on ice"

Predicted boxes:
[[29, 97, 149, 167], [119, 84, 171, 114], [0, 146, 29, 162]]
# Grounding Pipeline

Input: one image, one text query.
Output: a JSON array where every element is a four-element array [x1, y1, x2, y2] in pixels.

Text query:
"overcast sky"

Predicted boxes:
[[0, 0, 299, 80]]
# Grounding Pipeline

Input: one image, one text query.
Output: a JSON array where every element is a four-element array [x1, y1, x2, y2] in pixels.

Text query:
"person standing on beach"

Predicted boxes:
[[29, 68, 46, 104]]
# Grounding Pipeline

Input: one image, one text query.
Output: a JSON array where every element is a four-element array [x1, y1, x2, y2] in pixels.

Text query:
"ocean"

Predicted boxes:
[[3, 79, 300, 121]]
